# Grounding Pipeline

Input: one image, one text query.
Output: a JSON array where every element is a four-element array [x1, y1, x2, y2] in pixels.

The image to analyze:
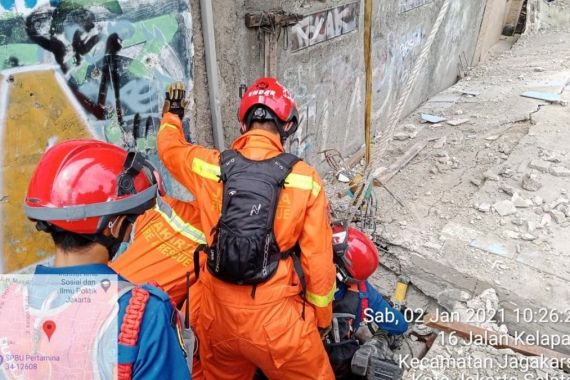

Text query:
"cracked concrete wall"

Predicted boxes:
[[208, 0, 486, 170]]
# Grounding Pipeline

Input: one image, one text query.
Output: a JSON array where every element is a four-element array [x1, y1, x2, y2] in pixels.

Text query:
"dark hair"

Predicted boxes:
[[50, 230, 96, 252]]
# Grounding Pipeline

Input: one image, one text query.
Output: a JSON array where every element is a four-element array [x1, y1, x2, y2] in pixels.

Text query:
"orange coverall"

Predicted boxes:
[[157, 112, 336, 380], [110, 195, 206, 378]]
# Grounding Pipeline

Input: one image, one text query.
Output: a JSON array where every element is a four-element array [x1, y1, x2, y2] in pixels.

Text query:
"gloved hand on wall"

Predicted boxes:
[[163, 82, 189, 119]]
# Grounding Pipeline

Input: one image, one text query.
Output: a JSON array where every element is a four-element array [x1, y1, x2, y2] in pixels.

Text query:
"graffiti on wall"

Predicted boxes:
[[0, 0, 193, 272], [289, 2, 359, 52], [399, 0, 432, 13], [283, 54, 363, 166], [372, 26, 426, 134]]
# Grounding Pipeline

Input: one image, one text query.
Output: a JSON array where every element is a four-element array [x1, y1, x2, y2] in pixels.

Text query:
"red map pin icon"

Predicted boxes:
[[42, 320, 56, 342]]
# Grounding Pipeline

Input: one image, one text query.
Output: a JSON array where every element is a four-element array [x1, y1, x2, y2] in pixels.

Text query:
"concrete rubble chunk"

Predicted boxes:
[[499, 183, 516, 196], [550, 198, 569, 209], [541, 213, 552, 228], [493, 200, 517, 217], [502, 230, 521, 240], [475, 203, 491, 213], [527, 221, 536, 233], [521, 233, 537, 241], [532, 196, 543, 206], [512, 192, 533, 208], [549, 166, 570, 177], [403, 124, 417, 133], [511, 216, 525, 226], [521, 173, 542, 192], [550, 210, 566, 224], [483, 171, 499, 181], [528, 160, 550, 173], [393, 132, 411, 141], [447, 118, 470, 126]]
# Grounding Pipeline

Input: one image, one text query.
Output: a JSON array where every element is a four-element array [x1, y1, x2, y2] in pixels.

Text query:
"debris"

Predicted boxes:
[[541, 214, 552, 228], [403, 124, 417, 133], [433, 136, 447, 149], [475, 203, 491, 213], [528, 160, 550, 173], [527, 221, 536, 233], [393, 132, 411, 141], [512, 192, 533, 208], [483, 171, 500, 181], [421, 113, 446, 123], [521, 91, 563, 104], [550, 198, 569, 209], [550, 210, 566, 224], [485, 135, 500, 141], [511, 216, 525, 226], [521, 233, 538, 241], [499, 183, 516, 196], [470, 177, 483, 187], [461, 90, 480, 97], [549, 166, 570, 177], [521, 173, 543, 192], [532, 196, 544, 206], [423, 241, 443, 251], [493, 200, 517, 217], [446, 118, 470, 126], [502, 230, 521, 240], [455, 110, 464, 115]]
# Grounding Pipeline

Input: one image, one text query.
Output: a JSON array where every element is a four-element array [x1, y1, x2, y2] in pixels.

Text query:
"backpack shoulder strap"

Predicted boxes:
[[274, 153, 301, 183], [358, 281, 369, 322], [219, 149, 239, 182], [117, 286, 151, 380]]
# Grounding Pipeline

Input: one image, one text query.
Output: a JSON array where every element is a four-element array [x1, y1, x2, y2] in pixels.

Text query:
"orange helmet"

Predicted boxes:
[[25, 140, 163, 236], [237, 77, 299, 141], [332, 223, 379, 283]]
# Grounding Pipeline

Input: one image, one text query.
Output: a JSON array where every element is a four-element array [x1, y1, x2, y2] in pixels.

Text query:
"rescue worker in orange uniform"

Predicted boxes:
[[110, 196, 206, 379], [157, 78, 336, 379]]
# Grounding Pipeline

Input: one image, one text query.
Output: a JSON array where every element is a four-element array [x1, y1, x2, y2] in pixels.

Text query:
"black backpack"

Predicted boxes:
[[200, 150, 301, 286]]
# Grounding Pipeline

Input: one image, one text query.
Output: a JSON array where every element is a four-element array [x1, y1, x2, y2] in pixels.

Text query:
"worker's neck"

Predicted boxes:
[[250, 122, 279, 136], [54, 244, 109, 267]]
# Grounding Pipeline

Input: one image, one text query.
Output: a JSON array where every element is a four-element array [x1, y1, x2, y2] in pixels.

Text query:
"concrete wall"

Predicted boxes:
[[473, 0, 511, 64], [0, 0, 194, 272], [217, 0, 486, 170]]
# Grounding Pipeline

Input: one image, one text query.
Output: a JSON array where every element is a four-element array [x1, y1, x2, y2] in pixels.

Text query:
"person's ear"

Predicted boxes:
[[240, 123, 248, 134], [283, 122, 293, 132], [107, 216, 129, 239]]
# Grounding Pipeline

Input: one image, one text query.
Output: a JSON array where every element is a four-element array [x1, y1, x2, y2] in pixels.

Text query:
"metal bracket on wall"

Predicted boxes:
[[245, 10, 303, 76]]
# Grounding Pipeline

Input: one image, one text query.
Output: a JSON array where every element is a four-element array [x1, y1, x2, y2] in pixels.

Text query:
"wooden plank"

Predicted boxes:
[[424, 313, 570, 368], [375, 139, 429, 184]]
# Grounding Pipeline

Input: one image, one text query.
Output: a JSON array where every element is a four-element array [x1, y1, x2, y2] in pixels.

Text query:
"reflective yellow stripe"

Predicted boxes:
[[154, 201, 206, 244], [284, 173, 321, 197], [159, 122, 179, 132], [306, 283, 336, 308], [192, 158, 221, 181]]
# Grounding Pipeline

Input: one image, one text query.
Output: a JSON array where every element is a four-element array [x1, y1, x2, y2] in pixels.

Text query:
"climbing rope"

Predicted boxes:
[[346, 0, 452, 225]]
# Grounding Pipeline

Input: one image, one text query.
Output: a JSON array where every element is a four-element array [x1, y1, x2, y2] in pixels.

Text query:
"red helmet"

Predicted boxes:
[[237, 77, 299, 141], [25, 140, 163, 235], [332, 223, 379, 282]]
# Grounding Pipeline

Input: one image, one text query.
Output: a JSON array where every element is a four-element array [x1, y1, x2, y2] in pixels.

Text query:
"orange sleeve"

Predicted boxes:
[[157, 112, 221, 198], [298, 172, 336, 328]]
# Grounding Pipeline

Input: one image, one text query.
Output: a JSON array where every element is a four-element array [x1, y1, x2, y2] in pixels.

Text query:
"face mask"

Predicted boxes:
[[109, 222, 135, 261]]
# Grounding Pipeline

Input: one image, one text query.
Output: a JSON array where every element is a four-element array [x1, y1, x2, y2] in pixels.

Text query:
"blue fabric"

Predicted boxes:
[[334, 280, 408, 335], [34, 264, 191, 380]]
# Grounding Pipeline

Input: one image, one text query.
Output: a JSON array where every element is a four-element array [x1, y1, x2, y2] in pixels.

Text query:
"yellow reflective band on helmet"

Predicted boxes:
[[192, 158, 221, 181], [284, 173, 321, 197], [159, 122, 179, 132], [306, 283, 336, 308], [155, 202, 206, 244]]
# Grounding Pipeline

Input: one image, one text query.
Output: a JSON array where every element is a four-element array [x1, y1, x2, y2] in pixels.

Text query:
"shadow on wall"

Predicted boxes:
[[0, 0, 193, 272]]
